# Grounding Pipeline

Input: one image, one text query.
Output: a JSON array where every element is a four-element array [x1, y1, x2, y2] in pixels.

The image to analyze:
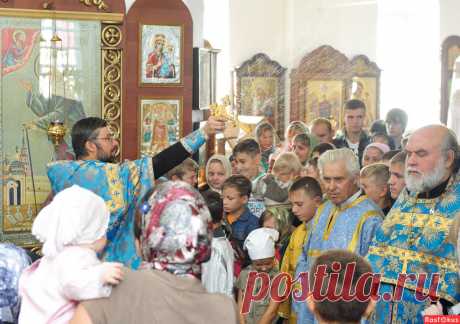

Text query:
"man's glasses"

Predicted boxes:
[[91, 134, 116, 142]]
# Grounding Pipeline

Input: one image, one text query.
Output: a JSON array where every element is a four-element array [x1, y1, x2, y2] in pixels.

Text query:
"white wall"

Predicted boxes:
[[440, 0, 460, 41], [286, 0, 378, 68], [228, 0, 287, 68], [124, 0, 460, 127]]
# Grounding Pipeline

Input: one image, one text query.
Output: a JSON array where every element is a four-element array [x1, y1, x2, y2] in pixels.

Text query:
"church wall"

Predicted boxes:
[[440, 0, 460, 41], [124, 0, 460, 127], [285, 0, 378, 68], [228, 0, 287, 69]]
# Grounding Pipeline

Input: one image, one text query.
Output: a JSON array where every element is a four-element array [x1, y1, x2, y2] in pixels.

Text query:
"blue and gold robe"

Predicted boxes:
[[366, 175, 460, 324], [294, 191, 383, 323], [47, 130, 206, 269], [47, 158, 153, 269]]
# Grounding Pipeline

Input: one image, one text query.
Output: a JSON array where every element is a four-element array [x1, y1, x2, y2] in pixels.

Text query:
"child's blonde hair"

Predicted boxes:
[[167, 158, 198, 180], [273, 152, 302, 175], [360, 163, 390, 186]]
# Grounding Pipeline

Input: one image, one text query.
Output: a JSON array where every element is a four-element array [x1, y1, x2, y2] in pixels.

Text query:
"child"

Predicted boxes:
[[292, 133, 311, 166], [278, 177, 322, 324], [371, 132, 394, 149], [259, 209, 277, 230], [254, 152, 302, 207], [222, 175, 259, 277], [258, 210, 283, 263], [201, 191, 234, 297], [388, 151, 406, 200], [362, 142, 390, 167], [167, 157, 199, 187], [311, 142, 335, 159], [237, 228, 282, 324], [382, 149, 400, 164], [229, 154, 238, 175], [233, 139, 266, 217], [360, 163, 393, 215], [19, 185, 123, 324], [307, 250, 376, 324], [284, 121, 309, 151], [255, 122, 276, 172]]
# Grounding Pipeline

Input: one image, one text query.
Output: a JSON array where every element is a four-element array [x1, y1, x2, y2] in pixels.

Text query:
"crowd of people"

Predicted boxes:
[[1, 98, 460, 324]]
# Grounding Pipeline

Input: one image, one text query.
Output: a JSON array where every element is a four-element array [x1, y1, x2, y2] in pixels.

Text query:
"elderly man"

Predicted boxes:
[[293, 148, 383, 323], [366, 125, 460, 323]]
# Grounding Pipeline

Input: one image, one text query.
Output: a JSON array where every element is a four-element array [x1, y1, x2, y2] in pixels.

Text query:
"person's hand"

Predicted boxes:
[[19, 80, 32, 92], [223, 122, 239, 140], [421, 302, 443, 316], [203, 116, 226, 136], [102, 262, 124, 285]]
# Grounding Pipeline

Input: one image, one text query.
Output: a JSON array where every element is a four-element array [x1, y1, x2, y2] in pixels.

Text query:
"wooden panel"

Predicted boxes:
[[234, 53, 287, 140], [290, 45, 380, 128], [124, 0, 193, 160], [441, 35, 460, 124]]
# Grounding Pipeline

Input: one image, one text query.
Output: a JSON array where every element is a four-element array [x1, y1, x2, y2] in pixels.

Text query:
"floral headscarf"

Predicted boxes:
[[140, 181, 212, 278], [0, 243, 30, 323]]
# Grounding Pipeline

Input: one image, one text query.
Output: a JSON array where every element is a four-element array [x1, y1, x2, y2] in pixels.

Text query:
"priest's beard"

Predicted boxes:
[[95, 144, 117, 163], [405, 156, 447, 193]]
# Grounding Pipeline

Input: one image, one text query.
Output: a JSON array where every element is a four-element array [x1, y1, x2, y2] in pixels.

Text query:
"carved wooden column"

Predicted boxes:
[[101, 22, 123, 159]]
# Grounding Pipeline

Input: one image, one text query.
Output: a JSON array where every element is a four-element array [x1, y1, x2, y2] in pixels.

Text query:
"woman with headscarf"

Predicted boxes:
[[0, 243, 30, 324], [70, 181, 237, 324], [200, 154, 232, 196], [19, 185, 123, 324]]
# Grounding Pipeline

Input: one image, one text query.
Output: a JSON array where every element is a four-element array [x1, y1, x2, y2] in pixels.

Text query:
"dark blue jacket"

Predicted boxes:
[[230, 207, 259, 247]]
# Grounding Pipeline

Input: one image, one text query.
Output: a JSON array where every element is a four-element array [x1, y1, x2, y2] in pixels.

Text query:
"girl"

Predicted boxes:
[[19, 185, 123, 324]]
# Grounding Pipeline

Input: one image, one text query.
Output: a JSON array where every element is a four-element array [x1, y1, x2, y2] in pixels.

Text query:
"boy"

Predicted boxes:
[[311, 143, 335, 159], [307, 250, 376, 324], [201, 191, 234, 297], [278, 177, 323, 324], [233, 139, 266, 217], [385, 108, 408, 150], [166, 158, 198, 187], [222, 175, 259, 252], [292, 133, 311, 166], [310, 117, 334, 144], [255, 122, 276, 172], [360, 163, 393, 215], [237, 228, 282, 324], [388, 151, 406, 200], [254, 152, 302, 206], [333, 99, 371, 162]]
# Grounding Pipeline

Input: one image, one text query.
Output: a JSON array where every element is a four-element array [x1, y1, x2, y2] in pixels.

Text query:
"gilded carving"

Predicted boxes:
[[80, 0, 109, 11], [102, 23, 122, 159], [102, 25, 122, 47]]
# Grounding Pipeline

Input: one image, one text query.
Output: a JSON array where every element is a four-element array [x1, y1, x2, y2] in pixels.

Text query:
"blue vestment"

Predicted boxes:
[[47, 129, 206, 269], [366, 175, 460, 324], [294, 191, 383, 323]]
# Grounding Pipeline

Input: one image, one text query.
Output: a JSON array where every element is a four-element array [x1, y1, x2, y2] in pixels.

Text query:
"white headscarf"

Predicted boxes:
[[205, 154, 232, 193], [244, 228, 279, 261], [32, 185, 110, 258]]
